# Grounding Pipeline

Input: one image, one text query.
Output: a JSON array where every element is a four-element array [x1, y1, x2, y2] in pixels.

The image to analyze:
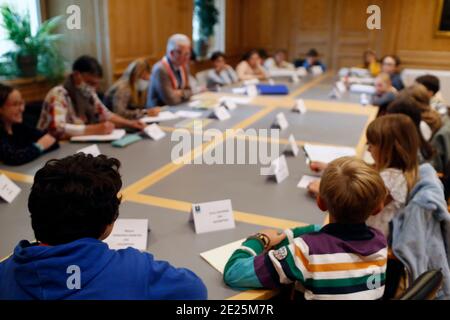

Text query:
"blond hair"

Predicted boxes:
[[320, 157, 387, 224], [366, 114, 420, 192]]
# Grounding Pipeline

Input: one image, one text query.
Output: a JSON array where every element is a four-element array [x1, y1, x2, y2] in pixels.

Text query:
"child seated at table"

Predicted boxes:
[[224, 157, 388, 300], [415, 74, 448, 115], [371, 73, 397, 114], [0, 154, 207, 300], [0, 83, 59, 166]]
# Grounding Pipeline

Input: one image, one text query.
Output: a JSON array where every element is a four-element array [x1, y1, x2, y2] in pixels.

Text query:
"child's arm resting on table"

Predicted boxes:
[[223, 224, 321, 291]]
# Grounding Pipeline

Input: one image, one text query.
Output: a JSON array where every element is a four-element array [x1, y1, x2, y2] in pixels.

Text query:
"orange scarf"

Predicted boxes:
[[162, 56, 188, 90]]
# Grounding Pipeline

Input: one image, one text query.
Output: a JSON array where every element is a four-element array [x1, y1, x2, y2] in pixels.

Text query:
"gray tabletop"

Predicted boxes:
[[0, 73, 370, 300]]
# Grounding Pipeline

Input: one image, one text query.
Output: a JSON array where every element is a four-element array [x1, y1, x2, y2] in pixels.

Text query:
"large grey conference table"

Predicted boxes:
[[0, 72, 378, 300]]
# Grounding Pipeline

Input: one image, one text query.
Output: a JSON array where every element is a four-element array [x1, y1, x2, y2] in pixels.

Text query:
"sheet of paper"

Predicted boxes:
[[175, 110, 203, 119], [231, 87, 247, 95], [76, 144, 101, 157], [350, 84, 376, 95], [246, 85, 258, 97], [200, 239, 245, 274], [311, 66, 324, 75], [303, 144, 356, 163], [0, 174, 21, 204], [190, 199, 235, 234], [268, 69, 296, 78], [103, 219, 149, 251], [219, 96, 252, 105], [297, 175, 321, 189], [71, 129, 126, 142], [141, 111, 179, 123]]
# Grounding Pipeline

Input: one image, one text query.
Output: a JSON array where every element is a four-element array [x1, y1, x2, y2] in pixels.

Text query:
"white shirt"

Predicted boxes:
[[366, 168, 408, 238]]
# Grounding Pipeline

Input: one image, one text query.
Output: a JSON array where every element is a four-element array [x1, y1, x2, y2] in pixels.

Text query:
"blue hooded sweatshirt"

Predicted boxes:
[[0, 238, 207, 300]]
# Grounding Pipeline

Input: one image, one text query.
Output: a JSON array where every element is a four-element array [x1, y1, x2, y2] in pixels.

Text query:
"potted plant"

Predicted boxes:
[[193, 0, 219, 58], [0, 4, 64, 80]]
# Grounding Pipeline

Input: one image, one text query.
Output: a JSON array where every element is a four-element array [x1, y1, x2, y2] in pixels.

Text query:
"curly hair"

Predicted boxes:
[[29, 153, 122, 245]]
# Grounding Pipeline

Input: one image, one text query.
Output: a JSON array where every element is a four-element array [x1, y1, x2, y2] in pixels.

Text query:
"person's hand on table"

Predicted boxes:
[[309, 161, 328, 173], [92, 121, 115, 135], [147, 107, 161, 117], [307, 180, 321, 197], [128, 119, 146, 131], [36, 134, 56, 150], [258, 229, 286, 251]]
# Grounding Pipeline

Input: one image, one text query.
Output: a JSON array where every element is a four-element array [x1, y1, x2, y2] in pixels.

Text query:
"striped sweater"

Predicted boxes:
[[223, 223, 388, 300]]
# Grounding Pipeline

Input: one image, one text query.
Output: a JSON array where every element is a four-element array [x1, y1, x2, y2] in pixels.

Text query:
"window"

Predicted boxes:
[[0, 0, 41, 57], [192, 0, 225, 59]]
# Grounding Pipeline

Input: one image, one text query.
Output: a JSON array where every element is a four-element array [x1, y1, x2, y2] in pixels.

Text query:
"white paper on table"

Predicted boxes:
[[76, 144, 101, 157], [200, 239, 245, 274], [219, 96, 252, 105], [231, 87, 247, 95], [71, 129, 126, 142], [268, 69, 296, 78], [175, 110, 203, 119], [103, 219, 149, 251], [297, 175, 321, 189], [141, 111, 179, 123], [243, 79, 260, 86], [297, 67, 307, 77], [144, 124, 166, 141], [303, 144, 356, 163]]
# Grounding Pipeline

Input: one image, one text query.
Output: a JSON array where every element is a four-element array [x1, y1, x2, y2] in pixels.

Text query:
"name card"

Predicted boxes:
[[311, 66, 324, 75], [292, 99, 307, 114], [329, 88, 342, 99], [0, 174, 21, 204], [284, 134, 300, 157], [76, 144, 101, 157], [243, 79, 260, 86], [292, 74, 300, 83], [211, 106, 231, 121], [297, 67, 307, 77], [190, 200, 235, 234], [336, 81, 347, 93], [104, 219, 149, 251], [144, 124, 166, 141], [222, 100, 237, 111], [272, 112, 289, 130], [360, 93, 370, 106], [268, 155, 289, 183], [247, 85, 258, 97], [268, 78, 275, 85]]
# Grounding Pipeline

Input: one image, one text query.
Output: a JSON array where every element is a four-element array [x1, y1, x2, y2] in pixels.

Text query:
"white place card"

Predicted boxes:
[[200, 238, 245, 274], [104, 219, 149, 251], [76, 144, 101, 157], [336, 81, 347, 93], [297, 67, 307, 77], [0, 174, 21, 204], [297, 175, 321, 189], [311, 66, 324, 75], [268, 78, 275, 85], [212, 106, 231, 121], [285, 134, 300, 157], [222, 100, 237, 111], [243, 79, 260, 86], [292, 74, 300, 83], [273, 112, 289, 130], [329, 88, 342, 99], [247, 85, 258, 97], [190, 200, 235, 234], [292, 99, 307, 114], [268, 155, 289, 183], [144, 124, 166, 141], [360, 93, 370, 106]]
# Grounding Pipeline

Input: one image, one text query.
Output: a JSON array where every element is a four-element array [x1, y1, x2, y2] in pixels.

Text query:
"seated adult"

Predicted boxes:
[[104, 59, 160, 119], [415, 74, 448, 115], [206, 51, 239, 89], [381, 55, 404, 91], [0, 83, 58, 166], [0, 154, 207, 299], [147, 34, 193, 107], [38, 55, 145, 139], [236, 50, 268, 81], [264, 49, 295, 71], [302, 48, 326, 73], [363, 49, 381, 77], [371, 73, 397, 112]]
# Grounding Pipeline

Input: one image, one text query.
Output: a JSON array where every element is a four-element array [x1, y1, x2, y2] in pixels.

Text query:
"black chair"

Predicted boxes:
[[23, 100, 43, 128]]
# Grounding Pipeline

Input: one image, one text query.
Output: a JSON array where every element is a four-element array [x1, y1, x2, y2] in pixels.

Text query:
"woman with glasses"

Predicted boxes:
[[0, 83, 59, 166], [381, 55, 405, 91]]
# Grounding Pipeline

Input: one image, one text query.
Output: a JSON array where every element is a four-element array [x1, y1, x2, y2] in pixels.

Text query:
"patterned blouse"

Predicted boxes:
[[37, 85, 112, 138]]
